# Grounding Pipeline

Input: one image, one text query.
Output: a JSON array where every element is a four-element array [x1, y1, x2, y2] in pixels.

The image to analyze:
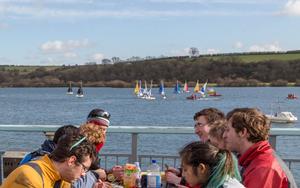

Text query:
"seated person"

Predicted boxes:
[[166, 108, 225, 186], [72, 108, 123, 188], [208, 119, 227, 149], [178, 141, 244, 188], [19, 125, 78, 165], [2, 132, 97, 188]]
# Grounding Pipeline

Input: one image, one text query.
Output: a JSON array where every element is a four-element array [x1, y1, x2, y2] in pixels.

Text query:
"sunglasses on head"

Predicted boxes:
[[89, 110, 111, 120]]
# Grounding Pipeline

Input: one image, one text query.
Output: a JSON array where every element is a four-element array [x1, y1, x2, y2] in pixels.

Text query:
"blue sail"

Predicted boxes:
[[173, 81, 181, 94], [159, 81, 165, 95]]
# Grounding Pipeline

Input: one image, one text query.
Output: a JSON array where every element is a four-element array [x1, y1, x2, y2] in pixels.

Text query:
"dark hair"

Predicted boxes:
[[50, 132, 96, 164], [179, 141, 241, 187], [226, 108, 270, 143], [193, 108, 225, 124], [53, 125, 79, 144]]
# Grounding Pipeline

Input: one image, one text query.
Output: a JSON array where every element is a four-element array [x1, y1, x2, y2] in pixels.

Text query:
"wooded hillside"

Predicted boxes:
[[1, 52, 300, 87]]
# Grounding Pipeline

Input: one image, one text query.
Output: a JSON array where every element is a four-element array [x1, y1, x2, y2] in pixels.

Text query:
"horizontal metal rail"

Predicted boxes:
[[1, 125, 300, 161], [1, 125, 300, 135]]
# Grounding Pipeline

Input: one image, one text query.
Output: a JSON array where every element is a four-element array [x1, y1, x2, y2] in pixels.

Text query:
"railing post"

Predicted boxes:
[[131, 133, 138, 163], [0, 151, 4, 185], [269, 135, 277, 150]]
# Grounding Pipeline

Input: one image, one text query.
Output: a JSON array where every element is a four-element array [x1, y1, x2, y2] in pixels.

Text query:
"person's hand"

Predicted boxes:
[[166, 167, 180, 175], [111, 165, 124, 181], [94, 168, 107, 181], [93, 179, 112, 188], [165, 171, 182, 185]]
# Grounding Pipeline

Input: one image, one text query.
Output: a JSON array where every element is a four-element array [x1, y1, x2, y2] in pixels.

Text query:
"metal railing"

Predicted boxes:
[[1, 125, 300, 184]]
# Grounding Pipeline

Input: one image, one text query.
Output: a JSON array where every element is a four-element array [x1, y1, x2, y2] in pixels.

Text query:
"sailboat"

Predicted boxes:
[[134, 80, 141, 97], [76, 81, 84, 98], [134, 80, 140, 96], [173, 80, 181, 94], [159, 80, 167, 99], [66, 81, 73, 95], [207, 87, 222, 97], [134, 80, 144, 98], [142, 81, 148, 97], [199, 81, 208, 97], [194, 80, 200, 93], [144, 80, 156, 100], [197, 80, 220, 100], [183, 81, 189, 93]]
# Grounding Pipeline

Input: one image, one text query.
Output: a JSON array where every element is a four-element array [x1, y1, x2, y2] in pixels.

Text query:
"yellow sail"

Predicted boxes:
[[134, 80, 139, 95], [194, 80, 200, 93]]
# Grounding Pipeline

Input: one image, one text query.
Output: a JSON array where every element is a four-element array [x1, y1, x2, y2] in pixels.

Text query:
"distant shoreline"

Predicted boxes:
[[0, 82, 298, 88]]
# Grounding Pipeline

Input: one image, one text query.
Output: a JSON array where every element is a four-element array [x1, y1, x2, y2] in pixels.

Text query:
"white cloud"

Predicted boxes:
[[206, 48, 219, 54], [0, 2, 273, 19], [248, 42, 282, 52], [281, 0, 300, 16], [234, 41, 243, 49], [92, 53, 104, 62], [40, 39, 90, 53]]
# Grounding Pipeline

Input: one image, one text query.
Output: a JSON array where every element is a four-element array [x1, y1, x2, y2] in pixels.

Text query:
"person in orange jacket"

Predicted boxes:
[[1, 132, 96, 188]]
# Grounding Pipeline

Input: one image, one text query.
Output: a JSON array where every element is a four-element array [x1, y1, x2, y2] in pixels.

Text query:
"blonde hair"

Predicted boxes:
[[80, 123, 106, 145], [209, 120, 227, 141]]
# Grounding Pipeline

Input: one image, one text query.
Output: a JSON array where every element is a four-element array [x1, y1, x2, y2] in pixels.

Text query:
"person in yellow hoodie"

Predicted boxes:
[[1, 131, 97, 188]]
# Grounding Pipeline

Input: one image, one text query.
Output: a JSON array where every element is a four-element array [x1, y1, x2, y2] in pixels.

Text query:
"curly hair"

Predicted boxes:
[[79, 123, 107, 145], [50, 132, 96, 164], [226, 108, 270, 143], [209, 119, 227, 141]]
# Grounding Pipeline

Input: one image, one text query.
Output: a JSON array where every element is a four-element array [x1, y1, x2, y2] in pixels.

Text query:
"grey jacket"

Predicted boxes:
[[72, 171, 99, 188]]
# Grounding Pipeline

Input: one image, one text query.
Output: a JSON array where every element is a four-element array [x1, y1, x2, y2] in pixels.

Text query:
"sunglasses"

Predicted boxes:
[[88, 110, 111, 120]]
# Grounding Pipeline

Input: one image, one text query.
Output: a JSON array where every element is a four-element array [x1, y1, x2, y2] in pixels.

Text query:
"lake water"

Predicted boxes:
[[0, 87, 300, 180]]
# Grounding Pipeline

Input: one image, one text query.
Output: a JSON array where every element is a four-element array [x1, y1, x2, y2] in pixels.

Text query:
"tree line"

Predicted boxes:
[[1, 56, 300, 87]]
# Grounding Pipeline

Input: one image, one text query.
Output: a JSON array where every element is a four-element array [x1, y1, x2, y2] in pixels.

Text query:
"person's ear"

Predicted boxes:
[[198, 163, 207, 174], [68, 155, 77, 166], [238, 127, 248, 138]]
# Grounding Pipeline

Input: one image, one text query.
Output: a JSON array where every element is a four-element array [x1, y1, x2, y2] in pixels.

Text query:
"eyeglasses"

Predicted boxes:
[[77, 161, 89, 173], [194, 122, 208, 128]]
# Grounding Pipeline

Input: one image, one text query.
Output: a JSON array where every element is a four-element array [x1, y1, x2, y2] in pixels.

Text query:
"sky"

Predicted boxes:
[[0, 0, 300, 65]]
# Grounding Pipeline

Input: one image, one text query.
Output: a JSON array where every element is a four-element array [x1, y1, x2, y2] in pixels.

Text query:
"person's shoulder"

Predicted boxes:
[[72, 171, 98, 188], [223, 177, 245, 188], [3, 164, 44, 187]]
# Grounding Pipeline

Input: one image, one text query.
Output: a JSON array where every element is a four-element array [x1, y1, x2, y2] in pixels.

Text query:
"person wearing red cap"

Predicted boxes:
[[84, 108, 110, 152]]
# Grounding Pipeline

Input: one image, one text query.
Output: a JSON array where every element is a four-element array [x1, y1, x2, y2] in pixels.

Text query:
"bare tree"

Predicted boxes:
[[189, 47, 199, 57]]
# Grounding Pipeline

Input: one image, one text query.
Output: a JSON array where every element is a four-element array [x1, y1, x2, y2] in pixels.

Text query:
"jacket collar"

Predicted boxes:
[[238, 140, 272, 168]]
